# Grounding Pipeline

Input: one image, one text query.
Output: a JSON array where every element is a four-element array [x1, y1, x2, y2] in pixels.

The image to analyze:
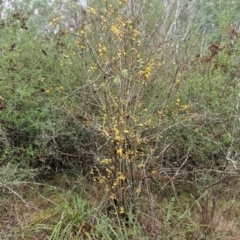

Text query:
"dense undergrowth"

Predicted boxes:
[[1, 0, 240, 239]]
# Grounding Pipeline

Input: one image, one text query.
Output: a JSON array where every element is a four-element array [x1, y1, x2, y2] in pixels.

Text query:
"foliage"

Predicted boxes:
[[1, 0, 240, 239], [0, 7, 94, 171]]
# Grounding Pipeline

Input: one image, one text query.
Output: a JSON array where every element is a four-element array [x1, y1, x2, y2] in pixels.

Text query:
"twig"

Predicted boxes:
[[175, 147, 192, 176], [0, 182, 29, 209]]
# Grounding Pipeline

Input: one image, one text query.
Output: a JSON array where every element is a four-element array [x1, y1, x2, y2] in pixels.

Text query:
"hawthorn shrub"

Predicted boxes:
[[63, 0, 240, 212]]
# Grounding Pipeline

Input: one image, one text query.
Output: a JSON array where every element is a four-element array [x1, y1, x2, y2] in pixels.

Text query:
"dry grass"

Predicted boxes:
[[1, 172, 240, 240]]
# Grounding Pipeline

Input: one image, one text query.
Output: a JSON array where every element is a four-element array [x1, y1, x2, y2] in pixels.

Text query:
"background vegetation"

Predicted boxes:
[[1, 0, 240, 239]]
